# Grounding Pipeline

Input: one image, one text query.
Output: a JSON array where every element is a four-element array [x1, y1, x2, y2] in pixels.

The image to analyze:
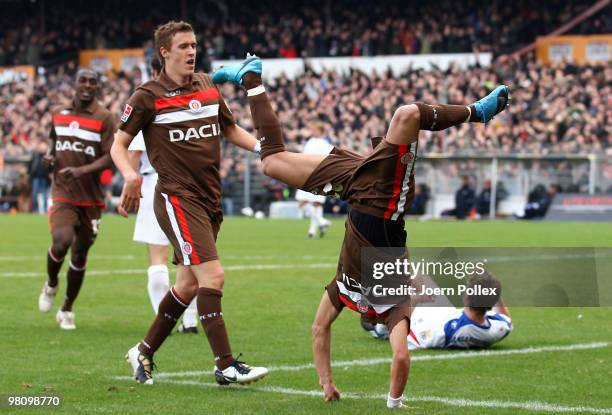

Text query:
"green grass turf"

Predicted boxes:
[[0, 214, 611, 414]]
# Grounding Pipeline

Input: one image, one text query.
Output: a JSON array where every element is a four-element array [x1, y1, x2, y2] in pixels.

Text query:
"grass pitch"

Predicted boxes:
[[1, 215, 611, 414]]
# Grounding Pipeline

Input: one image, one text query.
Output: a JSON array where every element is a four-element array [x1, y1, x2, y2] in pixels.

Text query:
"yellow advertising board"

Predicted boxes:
[[79, 49, 144, 74], [536, 35, 612, 64]]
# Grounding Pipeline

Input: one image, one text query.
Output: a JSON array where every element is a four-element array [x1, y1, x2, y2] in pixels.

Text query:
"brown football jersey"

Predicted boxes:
[[50, 100, 115, 206], [118, 70, 235, 217]]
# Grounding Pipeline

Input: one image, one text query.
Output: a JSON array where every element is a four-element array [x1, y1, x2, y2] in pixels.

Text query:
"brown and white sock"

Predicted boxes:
[[415, 102, 475, 131], [243, 73, 285, 159], [139, 287, 188, 355], [197, 287, 234, 370]]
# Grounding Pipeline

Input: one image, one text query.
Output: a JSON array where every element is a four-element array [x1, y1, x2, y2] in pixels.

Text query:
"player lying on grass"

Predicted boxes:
[[362, 272, 513, 349], [212, 55, 509, 408]]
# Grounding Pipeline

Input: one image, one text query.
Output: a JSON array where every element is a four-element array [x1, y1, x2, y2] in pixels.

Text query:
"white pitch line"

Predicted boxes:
[[154, 342, 609, 378], [113, 378, 612, 414], [0, 263, 336, 278]]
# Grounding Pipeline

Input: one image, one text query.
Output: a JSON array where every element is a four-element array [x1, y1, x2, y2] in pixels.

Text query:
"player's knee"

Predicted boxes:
[[175, 280, 198, 301], [392, 348, 409, 368], [261, 153, 282, 178], [394, 104, 420, 126], [311, 320, 329, 338], [205, 267, 225, 289], [51, 236, 72, 257]]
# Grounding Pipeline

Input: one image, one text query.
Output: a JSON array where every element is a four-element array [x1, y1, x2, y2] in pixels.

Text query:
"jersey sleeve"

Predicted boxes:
[[128, 131, 146, 152], [488, 312, 513, 331], [118, 89, 155, 136], [100, 112, 117, 155], [217, 89, 236, 131]]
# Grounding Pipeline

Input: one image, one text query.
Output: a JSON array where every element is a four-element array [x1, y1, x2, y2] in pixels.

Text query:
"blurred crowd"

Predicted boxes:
[[2, 0, 610, 66], [1, 54, 610, 213], [219, 56, 611, 156]]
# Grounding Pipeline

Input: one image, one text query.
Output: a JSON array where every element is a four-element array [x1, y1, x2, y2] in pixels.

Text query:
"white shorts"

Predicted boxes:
[[133, 173, 169, 246], [295, 189, 326, 204]]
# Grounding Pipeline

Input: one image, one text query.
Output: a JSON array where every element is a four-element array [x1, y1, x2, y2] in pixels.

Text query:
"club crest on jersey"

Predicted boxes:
[[121, 104, 133, 122], [356, 299, 369, 314], [189, 100, 202, 112], [401, 152, 415, 165], [182, 242, 193, 255], [69, 121, 79, 130]]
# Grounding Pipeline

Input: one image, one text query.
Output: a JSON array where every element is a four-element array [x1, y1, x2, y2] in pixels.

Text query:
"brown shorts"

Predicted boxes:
[[154, 191, 221, 266], [302, 139, 417, 220], [49, 202, 102, 244], [323, 211, 410, 332], [325, 278, 411, 332]]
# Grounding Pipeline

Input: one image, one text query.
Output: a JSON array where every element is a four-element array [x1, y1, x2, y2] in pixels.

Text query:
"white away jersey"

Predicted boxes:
[[408, 307, 512, 350], [128, 131, 155, 175]]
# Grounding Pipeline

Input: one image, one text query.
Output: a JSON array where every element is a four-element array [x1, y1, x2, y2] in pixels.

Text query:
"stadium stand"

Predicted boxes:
[[1, 0, 610, 66]]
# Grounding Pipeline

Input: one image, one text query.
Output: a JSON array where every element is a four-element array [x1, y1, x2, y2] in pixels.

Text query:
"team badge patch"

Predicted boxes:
[[356, 299, 369, 314], [189, 100, 202, 112], [401, 152, 415, 165], [182, 242, 193, 255], [69, 121, 79, 130], [121, 104, 133, 122]]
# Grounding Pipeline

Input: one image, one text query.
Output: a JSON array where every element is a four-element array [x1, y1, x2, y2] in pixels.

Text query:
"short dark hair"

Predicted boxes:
[[463, 271, 502, 312], [154, 21, 194, 63], [150, 57, 163, 75]]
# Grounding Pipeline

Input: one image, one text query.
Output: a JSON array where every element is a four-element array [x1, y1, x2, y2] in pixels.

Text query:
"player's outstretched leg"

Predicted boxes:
[[386, 85, 509, 146], [213, 55, 327, 189]]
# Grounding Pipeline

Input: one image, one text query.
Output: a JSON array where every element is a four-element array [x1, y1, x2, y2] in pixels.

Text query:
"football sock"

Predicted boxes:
[[387, 393, 404, 409], [196, 287, 234, 370], [147, 264, 170, 314], [415, 102, 471, 131], [61, 261, 86, 312], [182, 299, 198, 328], [139, 287, 187, 355], [243, 73, 285, 159], [47, 247, 64, 287]]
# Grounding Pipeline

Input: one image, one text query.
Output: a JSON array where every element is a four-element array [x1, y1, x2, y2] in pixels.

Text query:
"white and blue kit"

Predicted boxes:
[[407, 306, 512, 350]]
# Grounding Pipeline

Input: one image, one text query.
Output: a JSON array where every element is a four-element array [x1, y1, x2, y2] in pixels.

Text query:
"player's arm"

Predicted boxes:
[[111, 129, 141, 213], [492, 297, 511, 319], [117, 150, 143, 217], [43, 119, 58, 170], [113, 90, 154, 213], [224, 123, 260, 153]]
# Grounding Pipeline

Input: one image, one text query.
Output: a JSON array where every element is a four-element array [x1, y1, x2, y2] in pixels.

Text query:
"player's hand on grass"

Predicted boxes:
[[59, 166, 85, 180], [322, 382, 340, 401], [121, 173, 142, 214]]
